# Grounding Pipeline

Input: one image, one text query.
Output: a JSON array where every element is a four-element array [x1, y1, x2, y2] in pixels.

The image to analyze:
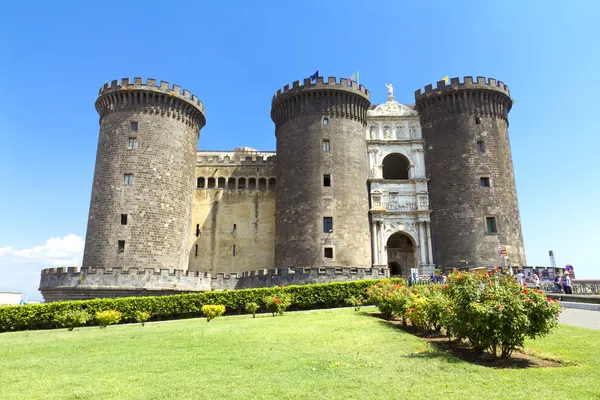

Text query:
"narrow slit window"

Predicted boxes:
[[232, 245, 236, 257], [322, 139, 330, 152], [477, 141, 485, 153], [128, 137, 137, 150], [323, 118, 329, 126], [117, 240, 125, 253], [323, 174, 331, 187], [323, 217, 333, 233], [486, 217, 498, 234], [195, 244, 198, 258], [324, 247, 333, 259], [123, 174, 133, 185], [195, 224, 200, 237], [120, 214, 127, 225]]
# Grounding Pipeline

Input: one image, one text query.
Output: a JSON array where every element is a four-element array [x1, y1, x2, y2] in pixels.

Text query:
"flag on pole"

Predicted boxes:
[[310, 70, 319, 82], [442, 75, 449, 84], [348, 71, 359, 85]]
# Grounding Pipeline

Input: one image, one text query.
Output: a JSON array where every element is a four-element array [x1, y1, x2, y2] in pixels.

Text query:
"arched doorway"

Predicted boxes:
[[387, 232, 417, 279], [382, 153, 410, 179]]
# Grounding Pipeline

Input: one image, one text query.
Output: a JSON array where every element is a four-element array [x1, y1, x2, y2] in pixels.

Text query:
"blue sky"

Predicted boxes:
[[1, 0, 598, 300]]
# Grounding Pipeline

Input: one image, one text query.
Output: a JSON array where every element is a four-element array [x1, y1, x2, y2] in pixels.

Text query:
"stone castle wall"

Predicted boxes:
[[83, 78, 206, 271], [415, 76, 526, 268], [271, 77, 372, 268], [188, 150, 276, 274]]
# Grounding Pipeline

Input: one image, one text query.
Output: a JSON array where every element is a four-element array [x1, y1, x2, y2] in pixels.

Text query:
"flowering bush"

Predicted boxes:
[[201, 305, 226, 322], [263, 290, 291, 316], [344, 296, 364, 311], [54, 310, 91, 331], [95, 310, 122, 328], [444, 270, 562, 359], [366, 279, 405, 320]]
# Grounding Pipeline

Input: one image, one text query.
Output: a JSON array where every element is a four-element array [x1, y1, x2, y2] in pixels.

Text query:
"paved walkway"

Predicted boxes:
[[559, 308, 600, 330]]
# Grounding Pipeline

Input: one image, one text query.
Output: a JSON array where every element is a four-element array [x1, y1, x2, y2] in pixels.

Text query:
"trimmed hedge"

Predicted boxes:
[[0, 278, 402, 333]]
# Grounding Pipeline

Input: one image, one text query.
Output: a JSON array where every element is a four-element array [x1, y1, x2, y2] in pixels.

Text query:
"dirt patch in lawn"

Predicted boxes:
[[369, 312, 570, 369]]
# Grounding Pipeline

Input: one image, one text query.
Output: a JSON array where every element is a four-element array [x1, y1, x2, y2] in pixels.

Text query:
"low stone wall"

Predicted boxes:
[[39, 266, 389, 302]]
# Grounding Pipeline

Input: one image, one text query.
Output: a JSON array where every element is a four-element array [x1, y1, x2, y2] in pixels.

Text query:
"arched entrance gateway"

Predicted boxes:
[[386, 232, 418, 280]]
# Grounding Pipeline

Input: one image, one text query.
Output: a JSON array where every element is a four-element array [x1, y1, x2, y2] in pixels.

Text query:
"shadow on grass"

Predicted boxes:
[[366, 312, 565, 369]]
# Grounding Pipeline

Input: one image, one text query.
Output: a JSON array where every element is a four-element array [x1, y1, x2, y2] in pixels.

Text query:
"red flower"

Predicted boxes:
[[522, 290, 528, 294], [547, 297, 552, 302], [527, 298, 532, 303], [444, 285, 449, 289], [459, 275, 463, 280], [280, 283, 285, 287]]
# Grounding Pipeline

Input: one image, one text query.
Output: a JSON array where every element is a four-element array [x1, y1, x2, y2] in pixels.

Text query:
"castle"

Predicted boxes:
[[39, 75, 526, 302]]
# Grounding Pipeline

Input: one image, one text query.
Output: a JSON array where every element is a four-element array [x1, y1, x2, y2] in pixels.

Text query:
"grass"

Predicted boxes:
[[1, 308, 599, 400]]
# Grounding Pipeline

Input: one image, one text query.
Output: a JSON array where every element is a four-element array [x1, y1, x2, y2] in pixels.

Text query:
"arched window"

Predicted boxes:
[[197, 177, 205, 188], [268, 178, 276, 189], [258, 178, 267, 190], [248, 177, 257, 189], [238, 177, 246, 189], [207, 177, 215, 188], [218, 177, 226, 189], [382, 153, 410, 180], [227, 177, 236, 189]]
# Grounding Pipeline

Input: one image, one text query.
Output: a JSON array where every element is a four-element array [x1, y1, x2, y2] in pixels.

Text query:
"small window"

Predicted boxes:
[[486, 217, 498, 234], [268, 178, 276, 189], [258, 178, 267, 190], [480, 177, 490, 187], [218, 177, 226, 189], [195, 224, 200, 237], [324, 247, 333, 259], [322, 140, 330, 152], [323, 217, 333, 233], [323, 174, 331, 187], [233, 224, 237, 230], [194, 244, 198, 258], [131, 122, 138, 131], [248, 177, 257, 189], [120, 214, 127, 225], [475, 117, 481, 125], [477, 141, 485, 153], [207, 177, 215, 188], [323, 118, 329, 126], [128, 137, 137, 150], [117, 240, 125, 253], [238, 178, 246, 189], [123, 174, 133, 185], [197, 177, 205, 188], [232, 245, 236, 257]]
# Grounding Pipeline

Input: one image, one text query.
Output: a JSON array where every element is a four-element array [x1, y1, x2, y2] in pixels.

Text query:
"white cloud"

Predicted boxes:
[[0, 235, 84, 301]]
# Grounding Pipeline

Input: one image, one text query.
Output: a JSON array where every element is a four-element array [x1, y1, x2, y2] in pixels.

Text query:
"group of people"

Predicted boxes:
[[515, 269, 573, 294], [429, 272, 447, 284]]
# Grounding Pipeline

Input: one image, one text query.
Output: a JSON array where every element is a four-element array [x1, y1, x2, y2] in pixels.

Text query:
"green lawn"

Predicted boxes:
[[1, 308, 599, 400]]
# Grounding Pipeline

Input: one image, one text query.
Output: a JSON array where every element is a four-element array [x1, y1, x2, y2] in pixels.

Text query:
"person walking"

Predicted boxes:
[[516, 270, 525, 285], [561, 272, 573, 294], [533, 274, 540, 289]]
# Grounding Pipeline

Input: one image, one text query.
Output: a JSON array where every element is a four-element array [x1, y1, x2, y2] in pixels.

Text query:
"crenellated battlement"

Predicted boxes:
[[414, 76, 510, 101], [414, 76, 512, 122], [271, 77, 372, 129], [95, 77, 206, 129], [272, 76, 370, 102], [38, 266, 386, 301], [196, 150, 276, 165]]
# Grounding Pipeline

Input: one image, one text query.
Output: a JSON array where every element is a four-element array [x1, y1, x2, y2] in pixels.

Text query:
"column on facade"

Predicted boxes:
[[425, 222, 434, 265], [379, 221, 386, 266], [418, 221, 427, 267], [371, 220, 378, 265]]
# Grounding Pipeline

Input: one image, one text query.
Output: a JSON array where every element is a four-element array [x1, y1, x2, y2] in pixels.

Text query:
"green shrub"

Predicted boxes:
[[95, 310, 122, 328], [263, 290, 291, 316], [0, 279, 400, 333], [201, 305, 225, 322], [245, 302, 259, 318], [344, 296, 364, 311], [134, 311, 151, 326], [444, 269, 562, 359], [366, 279, 405, 319], [54, 310, 91, 331]]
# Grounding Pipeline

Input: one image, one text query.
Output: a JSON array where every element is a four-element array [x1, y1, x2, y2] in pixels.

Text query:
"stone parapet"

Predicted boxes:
[[39, 266, 387, 301]]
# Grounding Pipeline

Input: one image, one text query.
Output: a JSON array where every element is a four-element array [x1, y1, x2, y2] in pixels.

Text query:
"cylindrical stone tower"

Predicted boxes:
[[414, 76, 525, 268], [271, 77, 372, 268], [83, 78, 206, 270]]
